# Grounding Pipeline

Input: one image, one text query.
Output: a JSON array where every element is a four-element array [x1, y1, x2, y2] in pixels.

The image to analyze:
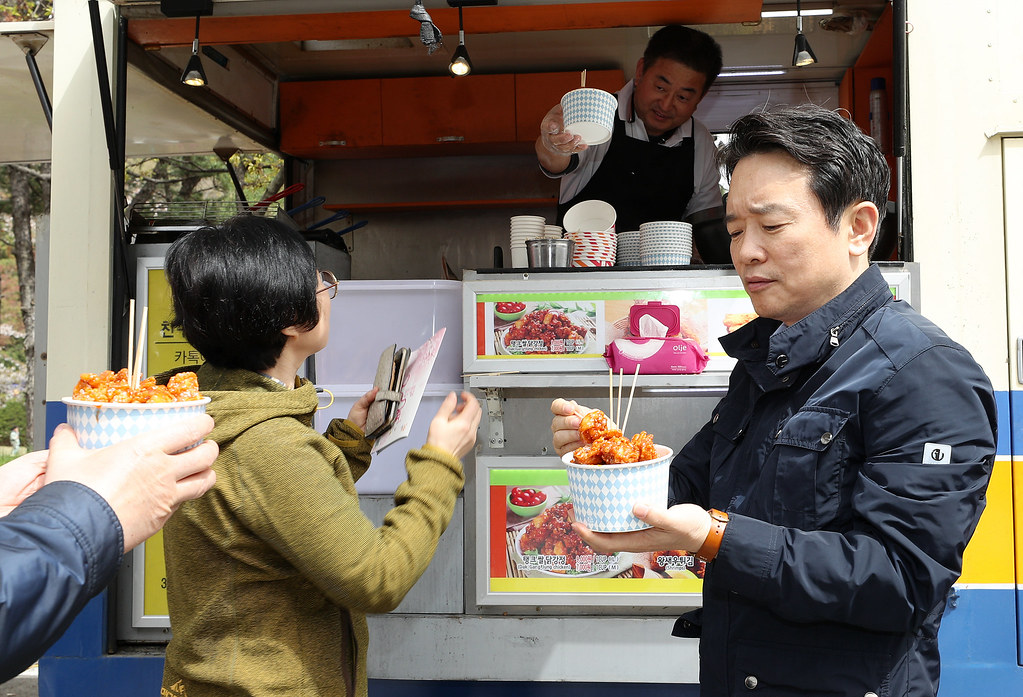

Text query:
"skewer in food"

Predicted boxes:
[[571, 409, 658, 465]]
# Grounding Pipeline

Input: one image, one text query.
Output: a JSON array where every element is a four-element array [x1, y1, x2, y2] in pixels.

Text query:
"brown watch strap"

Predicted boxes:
[[694, 509, 729, 562]]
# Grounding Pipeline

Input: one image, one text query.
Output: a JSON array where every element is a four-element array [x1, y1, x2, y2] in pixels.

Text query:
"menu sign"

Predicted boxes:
[[467, 288, 760, 374], [487, 468, 704, 597]]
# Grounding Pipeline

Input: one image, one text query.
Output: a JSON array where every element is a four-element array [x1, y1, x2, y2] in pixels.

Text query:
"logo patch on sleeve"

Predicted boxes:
[[923, 442, 952, 464]]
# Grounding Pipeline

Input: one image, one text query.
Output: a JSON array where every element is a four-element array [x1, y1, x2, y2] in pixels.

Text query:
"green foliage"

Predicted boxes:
[[0, 397, 27, 450], [124, 152, 284, 206], [0, 1, 53, 22]]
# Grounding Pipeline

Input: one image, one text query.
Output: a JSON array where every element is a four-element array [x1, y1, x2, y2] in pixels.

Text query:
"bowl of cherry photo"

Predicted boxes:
[[507, 486, 549, 518], [494, 301, 527, 322]]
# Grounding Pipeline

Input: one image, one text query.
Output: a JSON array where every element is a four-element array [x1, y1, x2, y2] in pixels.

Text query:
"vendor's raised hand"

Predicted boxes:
[[538, 104, 587, 157], [0, 449, 48, 517], [347, 386, 379, 432], [550, 398, 596, 456], [426, 391, 482, 460], [572, 503, 713, 557]]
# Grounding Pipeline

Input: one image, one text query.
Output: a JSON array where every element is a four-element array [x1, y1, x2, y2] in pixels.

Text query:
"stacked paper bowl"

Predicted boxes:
[[639, 221, 693, 266], [510, 215, 547, 267], [616, 230, 641, 266], [565, 230, 617, 267]]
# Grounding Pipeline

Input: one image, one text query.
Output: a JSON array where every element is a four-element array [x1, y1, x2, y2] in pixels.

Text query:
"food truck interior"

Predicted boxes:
[[1, 0, 902, 282]]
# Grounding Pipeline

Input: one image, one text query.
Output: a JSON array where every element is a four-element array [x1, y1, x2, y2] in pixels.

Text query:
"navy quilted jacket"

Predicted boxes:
[[668, 264, 997, 697], [0, 482, 123, 682]]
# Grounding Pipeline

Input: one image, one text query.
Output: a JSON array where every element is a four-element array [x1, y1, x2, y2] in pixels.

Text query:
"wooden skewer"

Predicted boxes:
[[581, 69, 587, 87], [621, 363, 641, 436], [608, 367, 614, 418], [132, 307, 148, 390], [616, 368, 623, 428], [127, 299, 135, 377]]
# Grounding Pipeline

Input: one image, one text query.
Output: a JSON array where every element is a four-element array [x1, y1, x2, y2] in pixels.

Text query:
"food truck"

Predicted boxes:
[[1, 0, 1021, 694]]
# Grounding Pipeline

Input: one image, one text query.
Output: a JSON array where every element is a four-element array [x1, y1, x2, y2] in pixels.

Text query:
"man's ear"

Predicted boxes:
[[281, 324, 303, 338], [635, 57, 646, 81], [846, 201, 879, 258]]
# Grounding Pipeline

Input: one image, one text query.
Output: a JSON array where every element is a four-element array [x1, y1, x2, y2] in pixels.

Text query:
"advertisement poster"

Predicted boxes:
[[473, 289, 756, 372], [488, 468, 704, 595], [146, 268, 203, 374]]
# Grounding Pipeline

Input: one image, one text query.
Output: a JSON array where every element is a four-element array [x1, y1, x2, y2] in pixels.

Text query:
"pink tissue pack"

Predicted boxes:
[[603, 301, 709, 375]]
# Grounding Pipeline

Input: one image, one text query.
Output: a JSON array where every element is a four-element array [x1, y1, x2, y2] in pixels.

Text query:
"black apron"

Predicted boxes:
[[557, 109, 696, 233]]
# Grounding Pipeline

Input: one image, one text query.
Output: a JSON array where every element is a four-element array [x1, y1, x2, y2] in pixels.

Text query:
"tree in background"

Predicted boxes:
[[0, 1, 53, 21], [0, 163, 48, 452]]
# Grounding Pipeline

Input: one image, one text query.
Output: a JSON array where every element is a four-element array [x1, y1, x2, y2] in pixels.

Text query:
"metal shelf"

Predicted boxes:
[[466, 371, 730, 390]]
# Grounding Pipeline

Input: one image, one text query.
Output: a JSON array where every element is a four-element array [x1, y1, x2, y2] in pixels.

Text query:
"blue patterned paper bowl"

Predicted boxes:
[[561, 88, 618, 146], [562, 445, 673, 532], [62, 397, 211, 451]]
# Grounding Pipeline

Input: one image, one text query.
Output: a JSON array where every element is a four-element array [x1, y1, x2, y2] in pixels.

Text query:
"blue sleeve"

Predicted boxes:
[[0, 482, 124, 682]]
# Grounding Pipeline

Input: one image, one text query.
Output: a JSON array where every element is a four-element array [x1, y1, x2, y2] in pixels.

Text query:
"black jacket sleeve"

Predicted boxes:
[[0, 482, 124, 682]]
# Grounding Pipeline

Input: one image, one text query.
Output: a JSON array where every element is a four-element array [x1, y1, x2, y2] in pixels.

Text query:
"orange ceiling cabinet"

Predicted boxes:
[[127, 1, 762, 49], [380, 75, 517, 147]]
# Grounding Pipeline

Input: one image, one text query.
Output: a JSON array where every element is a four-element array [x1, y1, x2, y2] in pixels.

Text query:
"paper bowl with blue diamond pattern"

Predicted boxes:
[[561, 88, 618, 145], [62, 397, 211, 451], [563, 445, 673, 532]]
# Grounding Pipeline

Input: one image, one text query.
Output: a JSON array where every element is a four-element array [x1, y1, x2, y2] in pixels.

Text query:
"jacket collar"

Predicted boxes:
[[721, 264, 894, 391]]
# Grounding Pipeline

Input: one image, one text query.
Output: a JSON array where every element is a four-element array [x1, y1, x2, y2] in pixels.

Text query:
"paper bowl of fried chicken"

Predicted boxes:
[[562, 409, 672, 532], [63, 369, 209, 451]]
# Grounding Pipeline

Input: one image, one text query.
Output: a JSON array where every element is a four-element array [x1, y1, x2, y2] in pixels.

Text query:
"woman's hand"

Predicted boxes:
[[426, 391, 482, 460], [0, 449, 48, 517], [347, 386, 379, 432]]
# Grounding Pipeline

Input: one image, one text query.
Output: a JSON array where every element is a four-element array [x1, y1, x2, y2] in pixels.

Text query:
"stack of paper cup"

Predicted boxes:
[[543, 224, 563, 239], [616, 230, 641, 266], [565, 229, 617, 267], [510, 215, 546, 267], [639, 221, 693, 266]]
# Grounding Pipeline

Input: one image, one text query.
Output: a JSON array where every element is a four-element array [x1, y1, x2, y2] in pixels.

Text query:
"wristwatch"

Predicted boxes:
[[694, 509, 729, 562]]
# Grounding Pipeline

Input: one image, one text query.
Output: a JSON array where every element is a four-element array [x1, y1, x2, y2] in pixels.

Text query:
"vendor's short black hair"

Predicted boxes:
[[719, 104, 890, 242], [643, 25, 724, 95], [165, 215, 319, 372]]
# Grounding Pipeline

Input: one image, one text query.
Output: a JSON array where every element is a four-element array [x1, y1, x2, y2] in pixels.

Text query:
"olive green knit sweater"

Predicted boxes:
[[161, 365, 465, 697]]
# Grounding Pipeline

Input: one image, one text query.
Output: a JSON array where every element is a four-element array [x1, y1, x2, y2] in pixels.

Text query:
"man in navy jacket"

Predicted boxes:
[[0, 415, 218, 682], [552, 105, 997, 696]]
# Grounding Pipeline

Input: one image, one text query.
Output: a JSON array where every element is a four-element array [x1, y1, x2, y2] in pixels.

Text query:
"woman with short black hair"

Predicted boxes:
[[160, 215, 481, 697]]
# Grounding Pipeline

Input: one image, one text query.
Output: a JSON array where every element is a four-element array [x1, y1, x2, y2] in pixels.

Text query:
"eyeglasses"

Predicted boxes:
[[316, 270, 340, 299]]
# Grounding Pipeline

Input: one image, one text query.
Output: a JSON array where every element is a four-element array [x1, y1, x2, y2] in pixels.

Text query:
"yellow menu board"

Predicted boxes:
[[141, 268, 202, 617]]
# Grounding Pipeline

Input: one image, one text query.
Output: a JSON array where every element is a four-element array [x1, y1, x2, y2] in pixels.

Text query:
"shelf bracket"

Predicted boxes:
[[483, 387, 505, 449]]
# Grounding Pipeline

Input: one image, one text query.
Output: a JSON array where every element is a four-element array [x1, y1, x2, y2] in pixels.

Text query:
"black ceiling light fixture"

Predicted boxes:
[[792, 0, 818, 67], [181, 15, 207, 86], [159, 0, 214, 86], [447, 0, 497, 77]]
